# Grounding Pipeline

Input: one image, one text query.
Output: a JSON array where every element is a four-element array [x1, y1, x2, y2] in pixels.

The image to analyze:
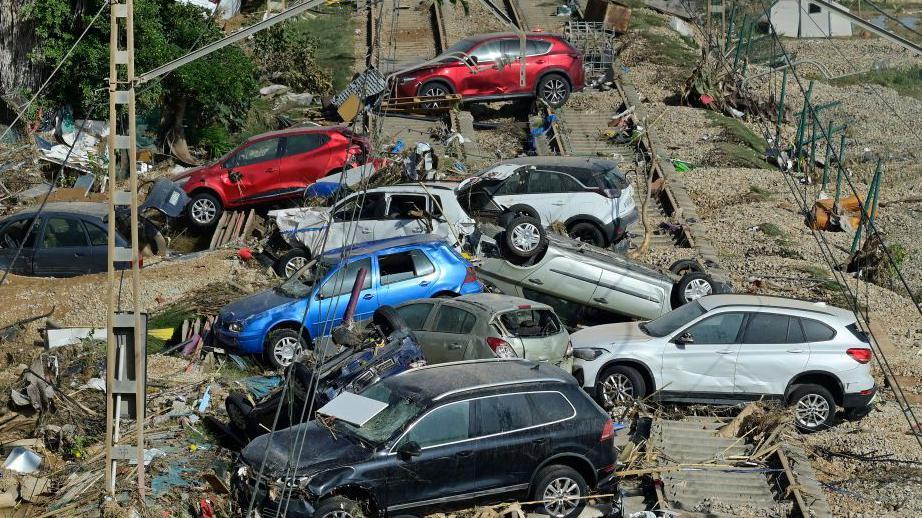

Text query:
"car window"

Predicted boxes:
[[476, 393, 534, 436], [84, 222, 107, 246], [499, 39, 525, 59], [526, 170, 581, 193], [379, 251, 432, 285], [332, 193, 386, 221], [529, 392, 575, 423], [682, 312, 745, 344], [42, 217, 89, 248], [471, 40, 502, 62], [402, 400, 471, 448], [526, 39, 553, 56], [742, 313, 791, 344], [493, 171, 526, 196], [433, 305, 477, 334], [318, 258, 372, 298], [386, 194, 428, 219], [0, 218, 39, 249], [232, 138, 281, 167], [787, 317, 806, 343], [429, 195, 444, 218], [284, 133, 328, 156], [411, 249, 435, 276], [801, 318, 836, 342], [396, 303, 434, 331], [642, 301, 706, 337], [499, 309, 561, 338]]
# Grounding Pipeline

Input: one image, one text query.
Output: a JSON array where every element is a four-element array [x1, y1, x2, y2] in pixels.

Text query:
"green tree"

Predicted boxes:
[[25, 0, 258, 153]]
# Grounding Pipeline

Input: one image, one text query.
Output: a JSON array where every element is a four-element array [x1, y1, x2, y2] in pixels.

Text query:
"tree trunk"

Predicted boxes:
[[0, 0, 39, 120], [160, 95, 198, 165]]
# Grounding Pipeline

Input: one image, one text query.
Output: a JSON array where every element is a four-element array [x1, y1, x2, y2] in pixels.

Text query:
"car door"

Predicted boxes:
[[515, 170, 574, 227], [327, 192, 386, 250], [659, 311, 746, 394], [223, 137, 283, 203], [376, 193, 433, 239], [589, 266, 669, 318], [526, 255, 602, 306], [523, 38, 554, 89], [484, 169, 527, 212], [387, 400, 477, 510], [81, 218, 111, 274], [311, 257, 375, 337], [470, 392, 548, 491], [33, 216, 95, 277], [734, 313, 812, 396], [396, 300, 438, 350], [420, 303, 478, 363], [459, 39, 504, 96], [377, 249, 440, 305], [496, 38, 525, 94], [0, 217, 40, 275], [279, 132, 332, 189]]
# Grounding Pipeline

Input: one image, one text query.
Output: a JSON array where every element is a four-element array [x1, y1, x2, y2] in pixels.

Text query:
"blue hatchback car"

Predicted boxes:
[[215, 235, 483, 368]]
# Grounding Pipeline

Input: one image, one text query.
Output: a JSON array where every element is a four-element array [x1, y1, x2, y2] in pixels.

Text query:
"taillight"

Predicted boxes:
[[847, 348, 872, 364], [600, 418, 614, 442], [486, 337, 517, 358], [464, 266, 477, 284]]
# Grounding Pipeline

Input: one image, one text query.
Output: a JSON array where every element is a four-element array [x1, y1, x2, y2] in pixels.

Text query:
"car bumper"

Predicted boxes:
[[842, 385, 877, 409], [459, 280, 484, 295], [213, 326, 264, 355], [233, 470, 316, 518]]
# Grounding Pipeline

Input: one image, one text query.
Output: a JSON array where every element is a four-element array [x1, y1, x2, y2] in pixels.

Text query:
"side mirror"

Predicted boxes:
[[674, 332, 694, 346], [396, 441, 421, 461]]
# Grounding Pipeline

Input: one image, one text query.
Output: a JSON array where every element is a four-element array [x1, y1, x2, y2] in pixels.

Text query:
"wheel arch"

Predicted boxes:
[[188, 185, 225, 204], [418, 77, 456, 95], [530, 453, 597, 493], [432, 290, 460, 298], [598, 358, 656, 395], [265, 321, 313, 349], [785, 371, 845, 406], [534, 68, 573, 95], [322, 484, 381, 516]]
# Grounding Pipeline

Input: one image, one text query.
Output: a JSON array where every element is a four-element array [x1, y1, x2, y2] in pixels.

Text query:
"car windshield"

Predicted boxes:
[[441, 38, 478, 58], [641, 301, 706, 337], [598, 168, 628, 191], [277, 260, 331, 298], [334, 383, 425, 445]]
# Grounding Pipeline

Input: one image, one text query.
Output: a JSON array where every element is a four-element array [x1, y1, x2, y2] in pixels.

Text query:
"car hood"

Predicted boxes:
[[270, 207, 332, 250], [171, 164, 210, 181], [220, 288, 299, 323], [571, 322, 653, 349], [242, 422, 372, 477]]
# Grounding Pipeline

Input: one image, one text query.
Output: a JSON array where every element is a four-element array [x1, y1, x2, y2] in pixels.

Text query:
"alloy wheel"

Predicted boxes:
[[795, 393, 830, 429], [601, 372, 634, 407], [511, 222, 541, 253], [542, 476, 581, 517], [683, 278, 713, 302], [323, 511, 356, 518], [423, 85, 447, 109], [272, 336, 302, 367], [191, 198, 217, 225], [284, 256, 308, 278], [542, 79, 568, 105]]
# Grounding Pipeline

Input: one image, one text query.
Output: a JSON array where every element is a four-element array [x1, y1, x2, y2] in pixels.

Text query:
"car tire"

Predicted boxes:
[[568, 222, 605, 247], [373, 305, 410, 336], [498, 204, 540, 227], [596, 365, 646, 410], [531, 465, 588, 518], [290, 361, 316, 401], [668, 259, 703, 276], [187, 192, 222, 228], [538, 73, 571, 108], [225, 393, 253, 434], [265, 329, 307, 370], [314, 495, 365, 518], [789, 384, 836, 432], [671, 272, 715, 308], [419, 80, 453, 109], [503, 214, 547, 259], [274, 248, 311, 278]]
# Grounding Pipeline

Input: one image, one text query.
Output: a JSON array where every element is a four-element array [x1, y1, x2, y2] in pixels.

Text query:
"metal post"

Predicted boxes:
[[821, 120, 833, 191], [741, 21, 755, 77], [775, 68, 788, 146], [732, 22, 746, 72], [794, 80, 814, 163], [725, 4, 737, 53], [809, 116, 819, 175], [851, 164, 879, 254], [834, 132, 847, 211], [870, 160, 883, 222]]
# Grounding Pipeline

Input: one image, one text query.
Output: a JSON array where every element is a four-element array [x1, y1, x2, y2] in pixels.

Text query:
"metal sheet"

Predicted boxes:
[[317, 391, 388, 426]]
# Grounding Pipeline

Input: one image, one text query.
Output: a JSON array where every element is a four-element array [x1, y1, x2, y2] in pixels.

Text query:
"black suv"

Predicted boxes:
[[234, 359, 617, 518]]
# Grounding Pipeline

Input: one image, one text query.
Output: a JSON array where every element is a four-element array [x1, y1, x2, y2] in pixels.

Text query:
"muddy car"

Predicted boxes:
[[468, 219, 731, 326]]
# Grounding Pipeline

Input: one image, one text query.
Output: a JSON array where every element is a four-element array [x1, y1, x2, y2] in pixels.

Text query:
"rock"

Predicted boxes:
[[259, 84, 289, 97], [279, 92, 313, 107]]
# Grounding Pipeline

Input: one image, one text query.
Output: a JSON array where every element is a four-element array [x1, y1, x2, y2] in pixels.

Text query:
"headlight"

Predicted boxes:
[[228, 322, 244, 333], [573, 348, 605, 361], [399, 76, 417, 84]]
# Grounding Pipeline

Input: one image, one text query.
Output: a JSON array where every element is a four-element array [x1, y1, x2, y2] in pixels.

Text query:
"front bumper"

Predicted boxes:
[[232, 469, 316, 518], [842, 384, 877, 409], [213, 320, 264, 355]]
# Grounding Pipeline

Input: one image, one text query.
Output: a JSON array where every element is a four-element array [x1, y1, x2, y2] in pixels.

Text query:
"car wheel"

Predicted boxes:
[[597, 365, 646, 410], [187, 192, 222, 228], [498, 204, 541, 227], [532, 465, 588, 518], [503, 214, 547, 259], [789, 384, 836, 432], [275, 248, 310, 278], [668, 259, 703, 276], [265, 329, 307, 370], [568, 222, 605, 247], [672, 272, 714, 308], [419, 81, 452, 109], [538, 73, 571, 108], [225, 393, 253, 434], [314, 496, 365, 518]]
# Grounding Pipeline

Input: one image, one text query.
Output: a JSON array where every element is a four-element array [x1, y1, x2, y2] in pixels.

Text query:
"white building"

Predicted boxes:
[[768, 0, 853, 38]]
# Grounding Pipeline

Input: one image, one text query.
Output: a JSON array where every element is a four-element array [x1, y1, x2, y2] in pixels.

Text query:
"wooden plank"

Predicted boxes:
[[208, 211, 230, 250], [217, 212, 239, 247], [230, 209, 247, 244], [241, 209, 257, 240], [777, 448, 809, 517]]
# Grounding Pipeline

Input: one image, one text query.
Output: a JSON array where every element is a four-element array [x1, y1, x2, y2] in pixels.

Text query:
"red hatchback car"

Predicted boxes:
[[174, 126, 370, 228], [394, 32, 585, 107]]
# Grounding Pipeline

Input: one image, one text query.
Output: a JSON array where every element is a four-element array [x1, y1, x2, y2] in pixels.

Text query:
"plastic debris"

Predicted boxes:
[[3, 447, 42, 474]]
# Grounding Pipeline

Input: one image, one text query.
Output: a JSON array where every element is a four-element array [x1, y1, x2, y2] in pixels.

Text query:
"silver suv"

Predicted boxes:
[[571, 294, 877, 432]]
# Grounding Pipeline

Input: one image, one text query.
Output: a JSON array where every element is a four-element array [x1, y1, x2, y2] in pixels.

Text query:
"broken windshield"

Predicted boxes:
[[641, 301, 706, 337], [334, 382, 424, 446], [277, 260, 330, 298]]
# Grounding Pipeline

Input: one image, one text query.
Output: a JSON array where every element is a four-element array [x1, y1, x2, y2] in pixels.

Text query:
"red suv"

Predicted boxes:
[[174, 126, 370, 228], [393, 32, 585, 107]]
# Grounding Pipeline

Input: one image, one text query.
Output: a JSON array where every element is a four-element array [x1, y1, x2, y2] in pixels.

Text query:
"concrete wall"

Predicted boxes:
[[771, 0, 854, 37]]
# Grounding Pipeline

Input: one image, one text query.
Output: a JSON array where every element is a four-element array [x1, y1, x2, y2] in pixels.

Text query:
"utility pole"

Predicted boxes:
[[105, 0, 146, 498]]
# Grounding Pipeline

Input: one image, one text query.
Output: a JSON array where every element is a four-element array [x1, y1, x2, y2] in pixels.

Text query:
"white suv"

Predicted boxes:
[[571, 294, 876, 432], [456, 157, 638, 247], [270, 183, 475, 277]]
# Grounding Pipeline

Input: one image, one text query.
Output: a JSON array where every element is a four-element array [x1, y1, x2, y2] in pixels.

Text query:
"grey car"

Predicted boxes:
[[395, 293, 573, 371], [468, 222, 731, 327]]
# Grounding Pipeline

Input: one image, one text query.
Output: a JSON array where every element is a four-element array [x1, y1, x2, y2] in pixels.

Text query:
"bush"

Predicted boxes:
[[253, 24, 333, 94]]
